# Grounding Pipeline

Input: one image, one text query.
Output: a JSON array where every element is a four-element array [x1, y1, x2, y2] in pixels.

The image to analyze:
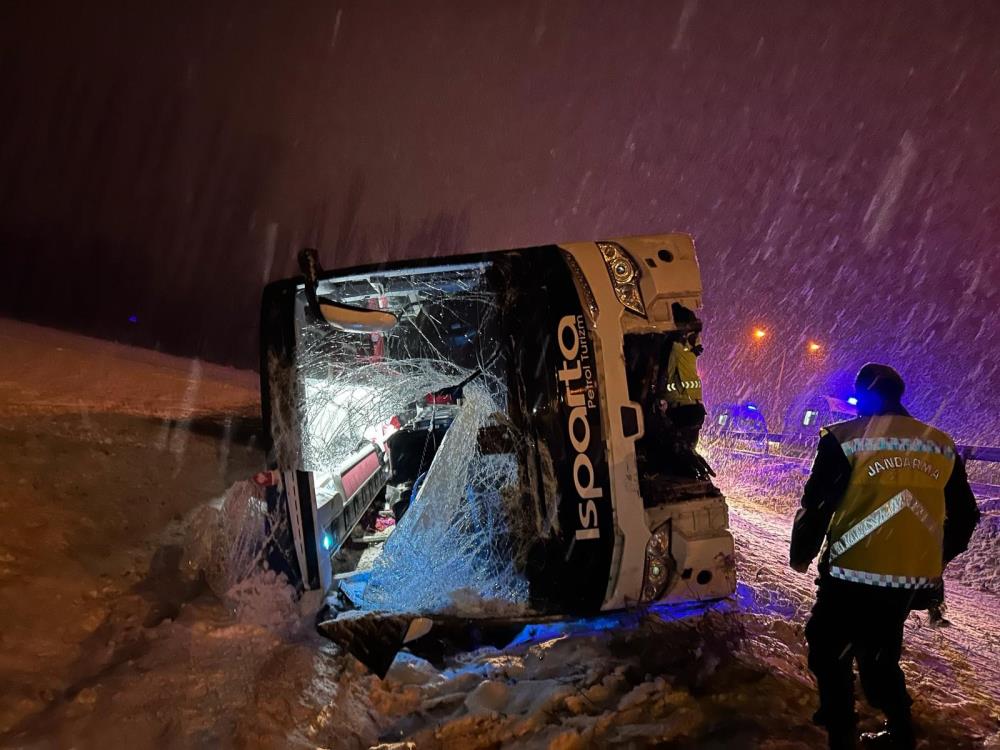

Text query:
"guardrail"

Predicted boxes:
[[958, 444, 1000, 463], [707, 431, 1000, 464]]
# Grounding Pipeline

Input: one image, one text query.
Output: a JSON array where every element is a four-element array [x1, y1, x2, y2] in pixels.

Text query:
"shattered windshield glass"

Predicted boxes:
[[294, 259, 535, 613], [297, 261, 505, 470]]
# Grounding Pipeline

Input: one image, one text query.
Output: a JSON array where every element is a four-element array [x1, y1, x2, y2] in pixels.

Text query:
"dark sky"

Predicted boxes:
[[1, 1, 998, 440]]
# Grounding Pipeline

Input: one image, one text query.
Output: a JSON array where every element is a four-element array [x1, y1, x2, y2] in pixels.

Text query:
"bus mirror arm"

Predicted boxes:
[[297, 248, 398, 334]]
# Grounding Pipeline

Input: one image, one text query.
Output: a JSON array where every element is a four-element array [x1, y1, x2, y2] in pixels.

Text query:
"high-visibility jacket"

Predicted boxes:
[[662, 341, 702, 406], [823, 415, 956, 589]]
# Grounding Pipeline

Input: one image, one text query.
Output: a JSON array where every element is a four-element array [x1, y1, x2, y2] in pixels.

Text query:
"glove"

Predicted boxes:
[[790, 559, 811, 573]]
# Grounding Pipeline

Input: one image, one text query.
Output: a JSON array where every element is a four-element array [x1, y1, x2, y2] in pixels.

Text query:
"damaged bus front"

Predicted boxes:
[[259, 234, 735, 655]]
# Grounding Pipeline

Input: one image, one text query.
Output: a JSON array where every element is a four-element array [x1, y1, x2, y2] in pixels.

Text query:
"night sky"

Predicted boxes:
[[1, 1, 998, 441]]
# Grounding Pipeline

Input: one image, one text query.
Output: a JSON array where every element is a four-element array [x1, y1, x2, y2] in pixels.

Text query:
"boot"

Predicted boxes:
[[861, 719, 916, 749], [819, 712, 859, 750], [827, 727, 858, 750], [928, 604, 951, 628]]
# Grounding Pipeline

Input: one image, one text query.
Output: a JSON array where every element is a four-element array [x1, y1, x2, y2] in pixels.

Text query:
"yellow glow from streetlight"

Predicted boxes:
[[753, 327, 767, 340], [808, 341, 821, 353]]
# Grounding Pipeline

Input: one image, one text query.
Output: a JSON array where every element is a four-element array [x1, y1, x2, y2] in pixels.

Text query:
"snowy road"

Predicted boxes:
[[1, 322, 997, 748], [725, 483, 1000, 738]]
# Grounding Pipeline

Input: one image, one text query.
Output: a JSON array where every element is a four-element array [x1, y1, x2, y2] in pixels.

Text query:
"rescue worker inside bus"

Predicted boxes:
[[654, 303, 712, 478]]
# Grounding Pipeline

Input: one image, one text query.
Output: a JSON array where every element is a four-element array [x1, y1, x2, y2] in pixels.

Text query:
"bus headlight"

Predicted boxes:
[[597, 242, 646, 317], [640, 522, 674, 602]]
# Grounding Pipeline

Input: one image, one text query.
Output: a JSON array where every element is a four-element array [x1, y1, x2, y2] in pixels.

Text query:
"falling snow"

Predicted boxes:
[[0, 2, 998, 747]]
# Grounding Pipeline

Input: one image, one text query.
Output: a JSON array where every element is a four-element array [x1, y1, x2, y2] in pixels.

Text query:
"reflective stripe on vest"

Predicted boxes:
[[663, 342, 702, 406], [829, 566, 940, 590], [840, 437, 955, 458], [664, 380, 702, 392], [829, 489, 935, 559]]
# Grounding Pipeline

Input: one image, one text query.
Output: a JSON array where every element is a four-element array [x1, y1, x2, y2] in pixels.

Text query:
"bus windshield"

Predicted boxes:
[[294, 260, 508, 470]]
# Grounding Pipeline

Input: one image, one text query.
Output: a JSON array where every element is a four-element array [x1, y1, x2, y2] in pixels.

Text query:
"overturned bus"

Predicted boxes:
[[259, 234, 735, 644]]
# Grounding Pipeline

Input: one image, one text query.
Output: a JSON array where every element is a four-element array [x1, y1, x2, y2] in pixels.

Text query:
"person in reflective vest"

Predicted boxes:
[[663, 334, 703, 407], [652, 303, 711, 478], [790, 363, 980, 750]]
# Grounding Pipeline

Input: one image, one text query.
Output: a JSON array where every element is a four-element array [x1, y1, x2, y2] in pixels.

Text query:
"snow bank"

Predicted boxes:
[[4, 324, 994, 748], [0, 318, 258, 419], [364, 609, 830, 749]]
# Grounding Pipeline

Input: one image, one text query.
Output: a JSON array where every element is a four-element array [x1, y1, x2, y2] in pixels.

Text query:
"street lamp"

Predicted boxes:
[[745, 329, 827, 434]]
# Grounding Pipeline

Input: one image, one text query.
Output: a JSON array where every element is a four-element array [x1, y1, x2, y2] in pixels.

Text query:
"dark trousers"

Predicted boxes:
[[805, 577, 914, 731], [668, 402, 706, 449], [644, 402, 709, 478]]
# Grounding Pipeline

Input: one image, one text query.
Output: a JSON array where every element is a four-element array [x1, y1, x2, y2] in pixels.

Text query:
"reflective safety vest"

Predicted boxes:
[[823, 415, 956, 589], [662, 341, 702, 406]]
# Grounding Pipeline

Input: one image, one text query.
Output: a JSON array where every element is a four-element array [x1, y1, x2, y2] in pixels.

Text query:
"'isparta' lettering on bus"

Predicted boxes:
[[557, 314, 602, 542]]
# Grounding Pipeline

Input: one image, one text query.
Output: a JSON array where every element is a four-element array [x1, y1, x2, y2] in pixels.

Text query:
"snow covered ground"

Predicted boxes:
[[0, 319, 997, 749]]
